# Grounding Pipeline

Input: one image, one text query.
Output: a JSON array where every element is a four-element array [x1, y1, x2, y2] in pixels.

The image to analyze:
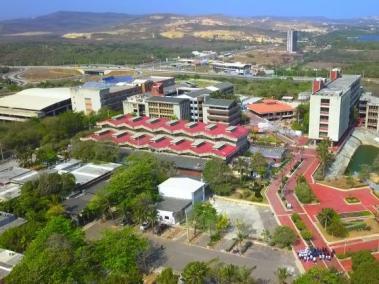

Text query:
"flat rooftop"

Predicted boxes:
[[204, 97, 236, 108], [146, 96, 187, 104], [0, 88, 71, 111], [0, 249, 23, 279], [317, 75, 361, 97], [0, 167, 38, 185], [159, 177, 205, 194], [55, 162, 121, 186]]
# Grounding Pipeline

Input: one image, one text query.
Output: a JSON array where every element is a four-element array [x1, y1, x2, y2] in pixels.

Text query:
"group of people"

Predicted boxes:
[[297, 247, 336, 263]]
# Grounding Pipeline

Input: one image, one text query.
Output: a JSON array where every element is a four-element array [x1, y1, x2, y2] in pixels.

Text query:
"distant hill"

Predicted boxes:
[[0, 11, 141, 34]]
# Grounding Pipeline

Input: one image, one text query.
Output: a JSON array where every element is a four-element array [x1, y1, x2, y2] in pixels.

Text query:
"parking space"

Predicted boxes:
[[212, 197, 278, 240]]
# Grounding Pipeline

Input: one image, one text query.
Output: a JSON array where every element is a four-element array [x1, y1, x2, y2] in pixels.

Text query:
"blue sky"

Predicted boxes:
[[1, 0, 378, 20]]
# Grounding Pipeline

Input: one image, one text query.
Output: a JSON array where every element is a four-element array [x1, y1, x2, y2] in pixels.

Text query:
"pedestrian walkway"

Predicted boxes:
[[265, 148, 379, 273]]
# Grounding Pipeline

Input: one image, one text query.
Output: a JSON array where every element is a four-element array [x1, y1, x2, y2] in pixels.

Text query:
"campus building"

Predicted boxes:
[[70, 80, 140, 114], [203, 97, 241, 126], [247, 99, 294, 121], [177, 89, 212, 122], [359, 92, 379, 133], [0, 88, 72, 122], [84, 114, 249, 161], [210, 62, 252, 75], [309, 69, 362, 142], [123, 95, 191, 120]]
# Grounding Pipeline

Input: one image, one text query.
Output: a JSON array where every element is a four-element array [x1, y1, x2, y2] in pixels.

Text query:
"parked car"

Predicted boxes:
[[139, 221, 149, 232]]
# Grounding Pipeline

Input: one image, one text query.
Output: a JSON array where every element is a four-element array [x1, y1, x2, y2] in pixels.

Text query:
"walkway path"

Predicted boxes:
[[265, 148, 379, 273]]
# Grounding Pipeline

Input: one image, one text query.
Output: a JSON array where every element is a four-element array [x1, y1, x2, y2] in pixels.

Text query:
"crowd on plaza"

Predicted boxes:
[[297, 247, 336, 263]]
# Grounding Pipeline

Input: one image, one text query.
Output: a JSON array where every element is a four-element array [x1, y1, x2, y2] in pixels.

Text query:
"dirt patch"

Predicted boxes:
[[320, 177, 366, 190], [107, 70, 137, 76], [23, 68, 81, 82], [161, 226, 185, 240], [232, 50, 296, 66]]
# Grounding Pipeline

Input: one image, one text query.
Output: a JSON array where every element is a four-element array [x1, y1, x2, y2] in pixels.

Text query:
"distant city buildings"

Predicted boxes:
[[287, 30, 298, 53], [309, 68, 362, 142]]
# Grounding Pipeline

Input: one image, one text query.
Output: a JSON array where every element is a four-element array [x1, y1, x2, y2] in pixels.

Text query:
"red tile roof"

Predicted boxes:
[[86, 129, 238, 159], [247, 100, 294, 115], [98, 114, 249, 141]]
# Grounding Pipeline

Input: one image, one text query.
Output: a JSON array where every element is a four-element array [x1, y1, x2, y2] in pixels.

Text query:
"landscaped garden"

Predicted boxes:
[[316, 208, 379, 242]]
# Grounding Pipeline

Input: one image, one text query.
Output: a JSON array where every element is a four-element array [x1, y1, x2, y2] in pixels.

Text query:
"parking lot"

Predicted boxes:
[[211, 197, 278, 240]]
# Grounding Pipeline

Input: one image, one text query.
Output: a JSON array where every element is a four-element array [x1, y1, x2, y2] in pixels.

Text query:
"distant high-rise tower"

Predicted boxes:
[[287, 30, 298, 53]]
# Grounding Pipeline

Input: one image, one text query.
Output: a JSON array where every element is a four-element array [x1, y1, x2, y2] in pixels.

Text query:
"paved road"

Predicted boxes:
[[146, 233, 298, 283]]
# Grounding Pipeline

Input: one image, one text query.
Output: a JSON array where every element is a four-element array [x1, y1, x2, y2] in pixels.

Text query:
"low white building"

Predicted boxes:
[[157, 177, 206, 225], [0, 88, 72, 122]]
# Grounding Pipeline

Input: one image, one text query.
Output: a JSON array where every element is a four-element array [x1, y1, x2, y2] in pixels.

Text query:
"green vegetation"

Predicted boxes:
[[5, 217, 149, 283], [345, 196, 360, 204], [203, 158, 235, 195], [294, 267, 347, 284], [271, 226, 297, 249], [85, 152, 174, 225], [350, 251, 379, 284], [0, 172, 76, 252], [181, 260, 256, 284], [291, 213, 313, 242], [317, 208, 348, 238], [71, 140, 120, 163], [0, 109, 119, 166], [0, 40, 242, 66], [176, 74, 310, 99], [189, 202, 229, 241], [316, 139, 334, 179], [291, 103, 310, 134], [156, 267, 180, 284], [295, 175, 316, 204]]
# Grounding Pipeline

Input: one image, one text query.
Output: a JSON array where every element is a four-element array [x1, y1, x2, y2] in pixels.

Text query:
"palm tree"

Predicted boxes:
[[234, 220, 250, 254], [235, 157, 247, 182], [181, 261, 210, 284], [316, 139, 333, 178], [276, 267, 289, 284]]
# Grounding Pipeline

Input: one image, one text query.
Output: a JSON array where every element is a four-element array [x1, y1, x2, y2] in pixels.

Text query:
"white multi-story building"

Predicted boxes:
[[177, 89, 211, 122], [309, 69, 362, 143], [287, 30, 298, 53]]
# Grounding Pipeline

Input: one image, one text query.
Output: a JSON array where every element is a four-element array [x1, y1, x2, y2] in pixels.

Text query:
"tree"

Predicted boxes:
[[203, 158, 234, 195], [317, 208, 347, 238], [211, 262, 256, 284], [317, 208, 339, 230], [181, 261, 210, 284], [234, 220, 250, 253], [190, 202, 218, 236], [95, 228, 149, 283], [276, 267, 290, 284], [5, 217, 90, 284], [294, 267, 347, 284], [234, 157, 248, 182], [316, 139, 333, 178], [250, 152, 268, 178], [36, 144, 58, 165], [350, 251, 379, 284], [156, 267, 179, 284], [271, 226, 297, 248]]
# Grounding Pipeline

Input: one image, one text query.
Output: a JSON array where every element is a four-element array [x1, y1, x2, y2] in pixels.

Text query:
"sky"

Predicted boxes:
[[0, 0, 378, 20]]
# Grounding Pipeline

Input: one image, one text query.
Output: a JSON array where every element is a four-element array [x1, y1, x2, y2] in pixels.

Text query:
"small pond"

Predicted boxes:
[[346, 145, 379, 174]]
